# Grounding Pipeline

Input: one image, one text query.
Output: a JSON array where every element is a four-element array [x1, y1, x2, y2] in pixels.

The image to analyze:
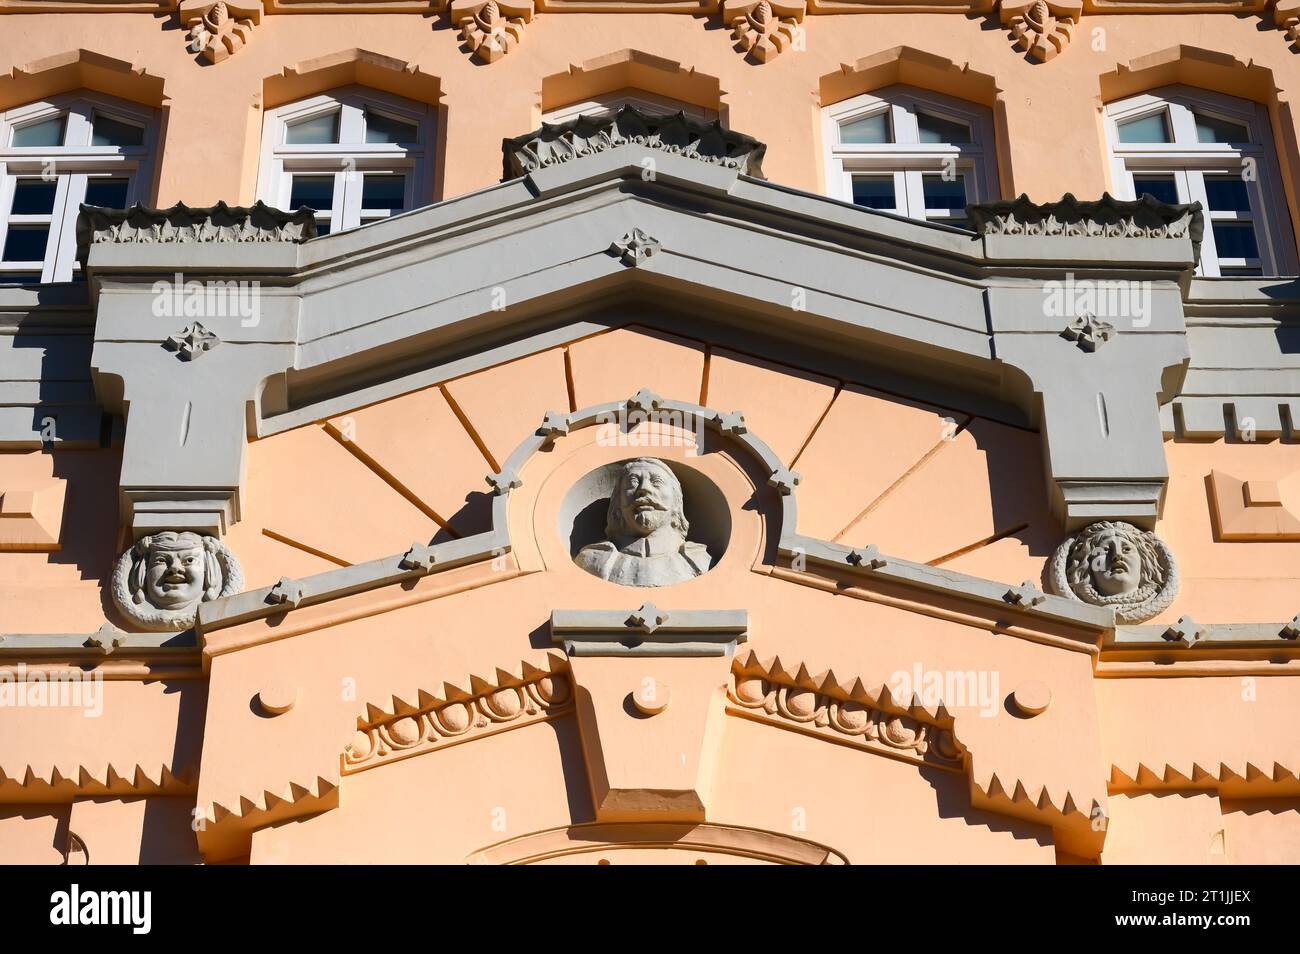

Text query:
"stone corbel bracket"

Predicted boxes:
[[501, 105, 767, 180], [999, 0, 1080, 62], [77, 201, 315, 539], [178, 0, 261, 64], [723, 0, 806, 63], [452, 0, 534, 63], [970, 193, 1204, 530]]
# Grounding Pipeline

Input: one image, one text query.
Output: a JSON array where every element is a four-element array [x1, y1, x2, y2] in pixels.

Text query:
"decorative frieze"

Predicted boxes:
[[453, 0, 532, 63], [501, 105, 767, 179], [1049, 520, 1178, 623], [342, 658, 573, 774], [77, 201, 317, 250], [968, 192, 1203, 241], [728, 649, 966, 769]]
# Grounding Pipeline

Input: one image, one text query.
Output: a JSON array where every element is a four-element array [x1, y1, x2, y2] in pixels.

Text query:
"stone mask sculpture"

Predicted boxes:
[[574, 458, 712, 587], [111, 531, 243, 631], [1049, 520, 1177, 623]]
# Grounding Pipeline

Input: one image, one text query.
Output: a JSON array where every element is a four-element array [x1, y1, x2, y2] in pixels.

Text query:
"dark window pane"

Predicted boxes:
[[1204, 175, 1251, 213], [84, 177, 130, 209], [2, 225, 50, 262], [286, 112, 339, 145], [1132, 175, 1179, 205], [91, 114, 144, 147], [1220, 266, 1264, 277], [1117, 112, 1171, 144], [1212, 222, 1259, 260], [289, 175, 334, 211], [840, 112, 890, 144], [365, 110, 418, 145], [316, 220, 331, 237], [937, 217, 972, 231], [0, 273, 42, 284], [917, 112, 971, 145], [850, 176, 895, 210], [922, 173, 967, 210], [11, 179, 58, 215], [11, 115, 65, 148], [1195, 113, 1249, 144], [361, 174, 405, 213]]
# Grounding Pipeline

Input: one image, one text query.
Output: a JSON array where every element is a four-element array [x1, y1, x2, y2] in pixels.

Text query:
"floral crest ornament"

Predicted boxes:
[[725, 0, 805, 63], [453, 0, 533, 64], [1049, 521, 1178, 623], [111, 532, 243, 631], [1061, 312, 1115, 353], [1002, 0, 1080, 62], [181, 0, 258, 64], [1275, 1, 1300, 46]]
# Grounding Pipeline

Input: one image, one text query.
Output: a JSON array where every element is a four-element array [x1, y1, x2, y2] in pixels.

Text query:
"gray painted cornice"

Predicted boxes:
[[2, 144, 1297, 534]]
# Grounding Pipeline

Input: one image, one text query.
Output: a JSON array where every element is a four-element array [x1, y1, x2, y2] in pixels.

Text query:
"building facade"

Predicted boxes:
[[1, 1, 1299, 864]]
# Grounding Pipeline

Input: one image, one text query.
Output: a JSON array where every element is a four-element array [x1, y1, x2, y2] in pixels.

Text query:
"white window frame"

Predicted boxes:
[[1105, 86, 1297, 277], [0, 92, 158, 283], [258, 86, 435, 235], [822, 86, 998, 227], [543, 89, 718, 125]]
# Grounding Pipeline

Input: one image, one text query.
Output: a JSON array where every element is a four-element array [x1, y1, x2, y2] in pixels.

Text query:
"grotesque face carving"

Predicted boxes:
[[112, 531, 243, 631], [613, 459, 686, 541], [1051, 520, 1177, 624], [144, 538, 208, 609], [575, 458, 712, 587]]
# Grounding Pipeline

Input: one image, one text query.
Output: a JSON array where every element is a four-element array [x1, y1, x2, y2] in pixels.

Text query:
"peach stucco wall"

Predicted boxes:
[[3, 9, 1300, 862], [3, 324, 1298, 864], [2, 13, 1300, 249]]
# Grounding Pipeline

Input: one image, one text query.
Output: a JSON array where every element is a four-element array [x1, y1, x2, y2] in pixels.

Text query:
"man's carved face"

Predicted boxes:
[[145, 544, 206, 609], [617, 461, 678, 537], [1085, 530, 1141, 596]]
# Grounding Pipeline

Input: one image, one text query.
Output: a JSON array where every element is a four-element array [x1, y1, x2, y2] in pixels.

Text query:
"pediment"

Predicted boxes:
[[185, 336, 1115, 859]]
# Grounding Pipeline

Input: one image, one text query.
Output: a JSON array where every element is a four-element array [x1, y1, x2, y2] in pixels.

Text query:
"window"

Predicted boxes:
[[822, 87, 998, 230], [1106, 87, 1296, 277], [542, 89, 718, 125], [0, 93, 157, 283], [258, 88, 434, 236]]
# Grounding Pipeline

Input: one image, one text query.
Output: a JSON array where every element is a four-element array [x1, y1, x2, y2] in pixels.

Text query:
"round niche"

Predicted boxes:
[[559, 457, 731, 587]]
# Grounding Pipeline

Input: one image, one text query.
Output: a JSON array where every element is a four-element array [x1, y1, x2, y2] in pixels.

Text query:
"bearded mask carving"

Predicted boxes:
[[574, 458, 712, 587]]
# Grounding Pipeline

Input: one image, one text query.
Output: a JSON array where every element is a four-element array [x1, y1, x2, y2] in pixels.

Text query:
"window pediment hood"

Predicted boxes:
[[500, 104, 767, 180]]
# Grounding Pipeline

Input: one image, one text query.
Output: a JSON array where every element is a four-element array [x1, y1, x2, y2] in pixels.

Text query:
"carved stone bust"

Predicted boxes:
[[1049, 520, 1177, 623], [111, 531, 243, 631], [574, 458, 712, 587]]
